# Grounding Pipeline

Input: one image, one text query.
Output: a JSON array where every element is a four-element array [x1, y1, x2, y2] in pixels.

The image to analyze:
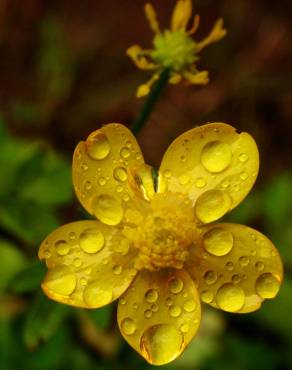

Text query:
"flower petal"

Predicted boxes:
[[186, 223, 283, 313], [171, 0, 192, 32], [158, 123, 259, 223], [39, 220, 138, 308], [72, 123, 153, 225], [117, 268, 201, 365]]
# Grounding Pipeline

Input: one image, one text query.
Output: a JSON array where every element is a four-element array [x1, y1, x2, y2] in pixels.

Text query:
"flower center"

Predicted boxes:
[[151, 30, 198, 71], [132, 194, 197, 271]]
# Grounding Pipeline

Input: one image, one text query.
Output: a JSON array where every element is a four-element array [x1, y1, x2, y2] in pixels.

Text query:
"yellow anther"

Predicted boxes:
[[144, 3, 160, 34], [171, 0, 192, 32]]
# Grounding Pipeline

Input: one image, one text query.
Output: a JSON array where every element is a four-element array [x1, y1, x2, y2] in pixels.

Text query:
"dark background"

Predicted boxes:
[[0, 1, 292, 370]]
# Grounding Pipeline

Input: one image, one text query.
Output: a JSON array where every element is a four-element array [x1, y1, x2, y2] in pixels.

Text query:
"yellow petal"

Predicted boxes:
[[184, 70, 209, 85], [136, 72, 160, 98], [127, 45, 157, 70], [72, 123, 151, 225], [144, 3, 160, 34], [171, 0, 192, 32], [117, 269, 201, 365], [158, 123, 259, 223], [186, 223, 283, 313], [196, 18, 227, 52], [38, 220, 138, 308]]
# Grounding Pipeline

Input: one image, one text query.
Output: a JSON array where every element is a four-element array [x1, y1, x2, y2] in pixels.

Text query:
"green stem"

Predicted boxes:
[[131, 68, 170, 135]]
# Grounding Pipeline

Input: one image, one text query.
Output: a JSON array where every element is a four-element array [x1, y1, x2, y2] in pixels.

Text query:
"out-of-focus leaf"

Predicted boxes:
[[0, 239, 27, 293], [9, 261, 46, 294], [23, 292, 70, 350], [225, 192, 262, 224], [85, 305, 112, 330]]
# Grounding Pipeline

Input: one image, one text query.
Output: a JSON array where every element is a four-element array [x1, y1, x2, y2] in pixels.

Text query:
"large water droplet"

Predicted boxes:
[[92, 194, 123, 225], [140, 324, 183, 365], [216, 283, 245, 312], [121, 318, 136, 335], [201, 141, 232, 173], [83, 281, 113, 307], [203, 228, 233, 256], [55, 240, 70, 256], [86, 132, 111, 160], [169, 278, 184, 294], [169, 305, 182, 318], [44, 266, 76, 296], [255, 273, 280, 299], [113, 167, 128, 182], [79, 228, 105, 254], [145, 289, 159, 303], [195, 190, 231, 223]]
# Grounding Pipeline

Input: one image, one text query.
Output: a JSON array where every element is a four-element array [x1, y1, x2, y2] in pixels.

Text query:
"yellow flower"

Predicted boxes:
[[39, 123, 283, 365], [127, 0, 227, 97]]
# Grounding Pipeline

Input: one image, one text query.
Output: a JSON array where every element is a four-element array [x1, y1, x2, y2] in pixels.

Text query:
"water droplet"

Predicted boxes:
[[69, 232, 76, 240], [239, 153, 249, 163], [92, 194, 123, 225], [240, 171, 249, 180], [163, 169, 171, 179], [180, 155, 186, 162], [195, 177, 206, 188], [81, 163, 88, 172], [122, 193, 130, 202], [140, 324, 183, 365], [255, 273, 280, 299], [183, 299, 196, 312], [216, 283, 245, 312], [225, 261, 234, 271], [84, 181, 92, 191], [144, 309, 152, 318], [55, 240, 70, 256], [113, 265, 122, 275], [232, 274, 241, 284], [201, 141, 232, 173], [201, 290, 214, 303], [169, 305, 181, 318], [166, 297, 173, 306], [239, 256, 250, 267], [44, 266, 76, 296], [73, 258, 82, 267], [120, 298, 126, 305], [204, 270, 218, 285], [121, 318, 136, 335], [79, 228, 105, 254], [115, 238, 130, 255], [203, 228, 233, 256], [255, 261, 265, 272], [98, 177, 106, 186], [83, 281, 113, 307], [87, 132, 111, 160], [120, 147, 131, 159], [180, 323, 189, 333], [145, 289, 159, 303], [136, 152, 142, 160], [133, 302, 139, 310], [169, 278, 184, 294], [114, 167, 128, 182], [178, 174, 190, 185], [195, 190, 231, 223], [151, 304, 158, 312]]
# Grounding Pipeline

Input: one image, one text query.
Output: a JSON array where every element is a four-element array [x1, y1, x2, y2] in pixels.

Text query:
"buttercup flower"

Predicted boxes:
[[39, 123, 283, 365], [127, 0, 226, 97]]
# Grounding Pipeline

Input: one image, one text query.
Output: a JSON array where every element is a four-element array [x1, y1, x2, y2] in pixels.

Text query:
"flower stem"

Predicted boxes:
[[131, 68, 170, 135]]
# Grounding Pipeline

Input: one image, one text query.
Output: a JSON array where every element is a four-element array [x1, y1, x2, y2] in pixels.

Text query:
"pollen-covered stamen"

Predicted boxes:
[[131, 194, 197, 271]]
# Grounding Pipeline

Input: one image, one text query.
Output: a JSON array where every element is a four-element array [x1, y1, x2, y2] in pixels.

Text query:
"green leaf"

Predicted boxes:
[[9, 261, 46, 294], [0, 239, 27, 293]]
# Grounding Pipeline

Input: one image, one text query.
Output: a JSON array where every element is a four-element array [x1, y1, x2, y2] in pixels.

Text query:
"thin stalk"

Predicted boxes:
[[131, 68, 170, 135]]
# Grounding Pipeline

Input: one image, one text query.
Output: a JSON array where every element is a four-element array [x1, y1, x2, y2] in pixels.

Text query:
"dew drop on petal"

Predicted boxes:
[[239, 256, 250, 267], [121, 318, 136, 335], [216, 283, 245, 312], [79, 228, 105, 254], [55, 240, 70, 256], [120, 147, 131, 159], [83, 281, 113, 307], [113, 265, 122, 275], [195, 177, 206, 188], [255, 261, 265, 272], [169, 305, 182, 318], [145, 289, 159, 303], [255, 273, 280, 299], [183, 299, 196, 312], [140, 324, 183, 365], [180, 323, 189, 333], [203, 228, 233, 256], [113, 167, 128, 182], [44, 266, 76, 296], [201, 290, 214, 303], [144, 309, 153, 318], [86, 132, 111, 160], [201, 141, 232, 173], [203, 270, 218, 285], [92, 194, 123, 225], [169, 278, 184, 294], [239, 153, 249, 163], [195, 190, 231, 223]]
